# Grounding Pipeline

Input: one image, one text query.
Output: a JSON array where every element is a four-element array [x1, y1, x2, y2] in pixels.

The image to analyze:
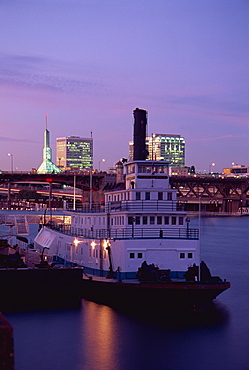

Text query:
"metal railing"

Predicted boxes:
[[47, 222, 199, 240], [67, 200, 185, 213]]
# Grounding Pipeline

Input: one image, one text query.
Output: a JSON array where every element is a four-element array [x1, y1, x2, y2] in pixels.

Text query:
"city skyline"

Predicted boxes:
[[0, 1, 248, 173]]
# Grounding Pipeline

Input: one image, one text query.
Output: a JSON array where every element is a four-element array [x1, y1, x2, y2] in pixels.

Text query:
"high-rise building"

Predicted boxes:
[[129, 133, 185, 167], [56, 136, 93, 171]]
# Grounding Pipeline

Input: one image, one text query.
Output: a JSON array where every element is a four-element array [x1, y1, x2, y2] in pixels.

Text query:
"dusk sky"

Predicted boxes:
[[0, 0, 248, 173]]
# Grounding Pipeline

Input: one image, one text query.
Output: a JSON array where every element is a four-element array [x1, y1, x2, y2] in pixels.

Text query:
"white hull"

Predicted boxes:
[[34, 226, 199, 279]]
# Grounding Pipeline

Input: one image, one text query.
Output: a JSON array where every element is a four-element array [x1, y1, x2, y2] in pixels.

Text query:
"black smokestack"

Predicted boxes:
[[133, 108, 148, 160]]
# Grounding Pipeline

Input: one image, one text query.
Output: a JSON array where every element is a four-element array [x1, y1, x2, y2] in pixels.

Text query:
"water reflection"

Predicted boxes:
[[80, 300, 120, 369]]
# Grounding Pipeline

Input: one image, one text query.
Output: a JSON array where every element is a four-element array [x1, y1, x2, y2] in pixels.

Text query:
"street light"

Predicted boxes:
[[209, 162, 215, 174], [99, 158, 106, 172], [8, 153, 13, 173]]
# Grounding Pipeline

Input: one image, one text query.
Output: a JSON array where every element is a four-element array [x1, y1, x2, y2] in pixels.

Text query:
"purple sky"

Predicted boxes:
[[0, 0, 248, 173]]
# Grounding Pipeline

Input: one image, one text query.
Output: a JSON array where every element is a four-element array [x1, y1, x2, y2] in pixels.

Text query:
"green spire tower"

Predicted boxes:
[[37, 115, 61, 174]]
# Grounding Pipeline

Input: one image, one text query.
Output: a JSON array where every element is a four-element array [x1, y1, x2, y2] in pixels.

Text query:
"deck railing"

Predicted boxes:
[[67, 200, 185, 213], [47, 223, 199, 240]]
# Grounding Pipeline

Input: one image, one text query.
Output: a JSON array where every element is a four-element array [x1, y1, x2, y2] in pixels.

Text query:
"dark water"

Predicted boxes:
[[4, 217, 249, 370]]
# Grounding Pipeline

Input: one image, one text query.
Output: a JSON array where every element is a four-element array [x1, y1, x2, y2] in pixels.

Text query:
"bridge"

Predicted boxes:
[[0, 172, 104, 191], [0, 172, 248, 213], [170, 175, 249, 213]]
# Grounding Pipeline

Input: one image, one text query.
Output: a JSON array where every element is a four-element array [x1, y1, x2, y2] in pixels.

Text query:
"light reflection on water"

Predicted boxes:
[[80, 300, 120, 370]]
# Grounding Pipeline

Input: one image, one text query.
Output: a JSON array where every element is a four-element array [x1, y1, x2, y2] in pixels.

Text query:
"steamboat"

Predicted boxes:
[[34, 108, 230, 311]]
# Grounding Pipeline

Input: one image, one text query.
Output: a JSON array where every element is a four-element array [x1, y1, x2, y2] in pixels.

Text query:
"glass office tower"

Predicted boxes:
[[56, 136, 93, 171], [129, 134, 185, 167]]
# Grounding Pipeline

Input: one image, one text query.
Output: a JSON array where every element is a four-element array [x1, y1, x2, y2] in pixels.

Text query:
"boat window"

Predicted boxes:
[[150, 216, 155, 225], [164, 216, 169, 224], [167, 192, 172, 201], [179, 217, 184, 225], [180, 253, 185, 258], [128, 216, 133, 225], [172, 216, 177, 225], [136, 192, 141, 200], [129, 252, 135, 258], [188, 253, 193, 258], [158, 192, 163, 200], [145, 192, 150, 200], [157, 216, 162, 225], [127, 164, 135, 174], [89, 248, 91, 257], [135, 216, 140, 225], [138, 253, 143, 258], [142, 216, 148, 225]]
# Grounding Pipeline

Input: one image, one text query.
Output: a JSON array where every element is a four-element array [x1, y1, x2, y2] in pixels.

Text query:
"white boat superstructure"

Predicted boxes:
[[34, 160, 199, 279]]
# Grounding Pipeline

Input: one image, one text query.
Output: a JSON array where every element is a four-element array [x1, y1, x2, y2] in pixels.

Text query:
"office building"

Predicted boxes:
[[129, 133, 185, 166], [56, 136, 93, 171]]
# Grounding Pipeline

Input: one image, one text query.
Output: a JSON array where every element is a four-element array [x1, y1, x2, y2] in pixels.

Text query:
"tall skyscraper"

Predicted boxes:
[[37, 116, 61, 174], [129, 133, 185, 167], [56, 136, 93, 171]]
